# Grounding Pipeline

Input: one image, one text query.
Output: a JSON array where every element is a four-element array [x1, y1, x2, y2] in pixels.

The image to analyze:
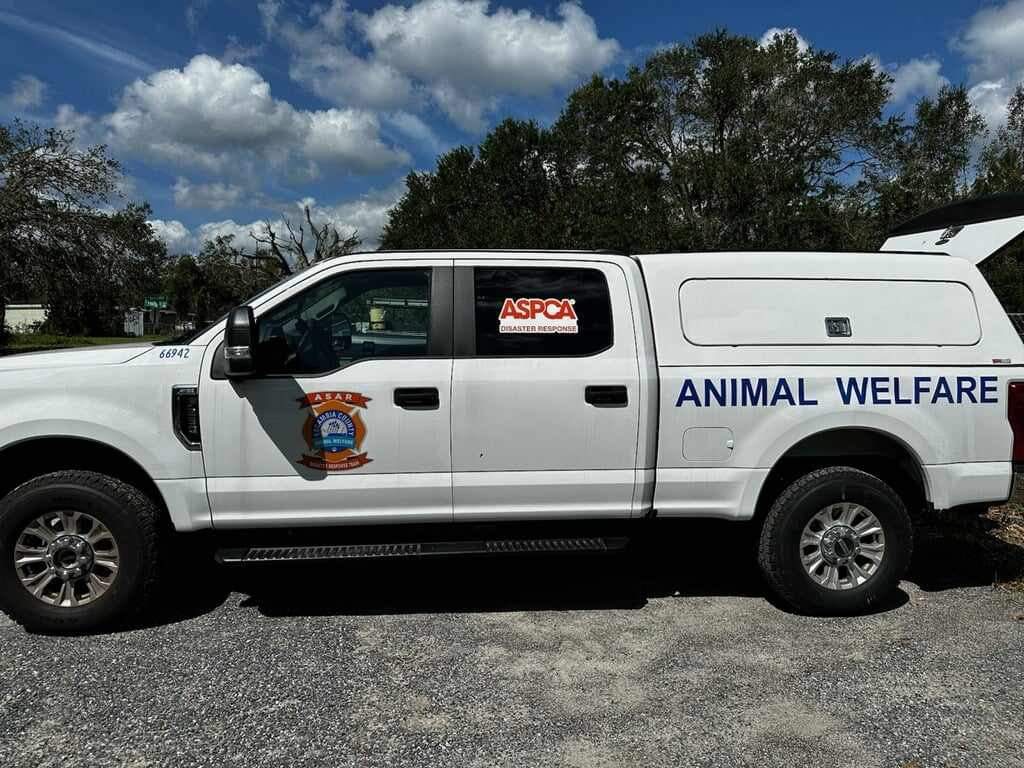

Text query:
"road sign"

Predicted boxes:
[[144, 296, 169, 310]]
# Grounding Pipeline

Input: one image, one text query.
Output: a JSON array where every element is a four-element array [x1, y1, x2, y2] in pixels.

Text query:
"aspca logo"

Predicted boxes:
[[297, 391, 372, 472], [498, 298, 579, 334]]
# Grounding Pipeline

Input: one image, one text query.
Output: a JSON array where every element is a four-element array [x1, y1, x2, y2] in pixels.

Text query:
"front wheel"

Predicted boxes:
[[758, 466, 913, 615], [0, 471, 162, 633]]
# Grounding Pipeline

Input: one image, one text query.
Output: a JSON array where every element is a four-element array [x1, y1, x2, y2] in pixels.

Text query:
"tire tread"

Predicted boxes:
[[0, 470, 162, 633], [757, 466, 912, 614]]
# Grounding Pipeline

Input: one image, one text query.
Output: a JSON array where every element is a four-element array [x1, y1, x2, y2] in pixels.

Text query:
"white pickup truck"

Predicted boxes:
[[2, 195, 1024, 632]]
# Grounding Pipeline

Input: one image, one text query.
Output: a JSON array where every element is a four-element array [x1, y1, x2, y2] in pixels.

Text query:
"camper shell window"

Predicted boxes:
[[679, 278, 981, 346]]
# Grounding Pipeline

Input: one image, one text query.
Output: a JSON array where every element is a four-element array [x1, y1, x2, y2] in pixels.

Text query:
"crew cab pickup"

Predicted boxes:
[[3, 195, 1024, 632]]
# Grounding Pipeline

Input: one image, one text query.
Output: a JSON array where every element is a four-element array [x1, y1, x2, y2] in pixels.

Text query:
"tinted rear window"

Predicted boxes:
[[474, 267, 613, 356]]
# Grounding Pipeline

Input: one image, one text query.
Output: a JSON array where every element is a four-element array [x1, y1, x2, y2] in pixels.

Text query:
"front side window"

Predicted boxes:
[[473, 267, 612, 357], [257, 268, 431, 375]]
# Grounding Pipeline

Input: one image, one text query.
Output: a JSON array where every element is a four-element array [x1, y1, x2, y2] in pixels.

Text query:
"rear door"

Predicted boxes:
[[450, 258, 641, 520]]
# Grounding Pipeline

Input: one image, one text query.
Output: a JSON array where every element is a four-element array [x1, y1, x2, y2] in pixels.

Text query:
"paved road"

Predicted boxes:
[[1, 520, 1022, 768]]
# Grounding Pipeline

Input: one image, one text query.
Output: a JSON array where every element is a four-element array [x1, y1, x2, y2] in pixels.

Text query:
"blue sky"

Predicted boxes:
[[1, 0, 1022, 252]]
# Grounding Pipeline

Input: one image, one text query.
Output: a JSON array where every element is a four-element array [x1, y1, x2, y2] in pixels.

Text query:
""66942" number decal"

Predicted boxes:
[[158, 347, 191, 360]]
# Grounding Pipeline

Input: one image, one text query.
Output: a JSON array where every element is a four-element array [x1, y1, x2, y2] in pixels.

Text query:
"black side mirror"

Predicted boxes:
[[224, 306, 257, 378]]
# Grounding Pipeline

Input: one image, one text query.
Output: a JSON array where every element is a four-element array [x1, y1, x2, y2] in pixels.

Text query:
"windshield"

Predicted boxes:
[[155, 271, 299, 346]]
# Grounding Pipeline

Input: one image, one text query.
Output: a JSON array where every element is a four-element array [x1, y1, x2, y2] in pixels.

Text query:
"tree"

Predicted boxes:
[[382, 30, 900, 254], [247, 206, 361, 276], [867, 86, 986, 242], [39, 202, 167, 335], [974, 85, 1024, 312], [597, 30, 898, 251], [0, 119, 166, 337], [975, 84, 1024, 195], [160, 209, 362, 328], [162, 235, 285, 325]]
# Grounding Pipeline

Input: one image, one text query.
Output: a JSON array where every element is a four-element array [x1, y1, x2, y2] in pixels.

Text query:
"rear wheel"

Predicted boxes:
[[758, 466, 913, 615], [0, 471, 162, 633]]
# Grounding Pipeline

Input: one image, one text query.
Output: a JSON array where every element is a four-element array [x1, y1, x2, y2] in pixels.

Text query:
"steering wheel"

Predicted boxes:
[[282, 319, 312, 371], [295, 318, 338, 371], [332, 311, 354, 352]]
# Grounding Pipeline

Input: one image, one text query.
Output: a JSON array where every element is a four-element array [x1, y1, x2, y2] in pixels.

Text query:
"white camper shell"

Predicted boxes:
[[1, 194, 1024, 631]]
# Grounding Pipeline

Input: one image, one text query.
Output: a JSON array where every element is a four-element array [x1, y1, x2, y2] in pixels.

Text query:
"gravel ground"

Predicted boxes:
[[0, 519, 1022, 768]]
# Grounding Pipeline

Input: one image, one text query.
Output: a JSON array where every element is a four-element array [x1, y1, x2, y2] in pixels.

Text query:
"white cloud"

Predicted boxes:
[[221, 36, 262, 65], [150, 218, 270, 254], [968, 80, 1014, 129], [758, 27, 810, 54], [106, 56, 295, 167], [148, 182, 406, 256], [54, 103, 92, 133], [361, 1, 619, 96], [954, 0, 1024, 81], [0, 10, 152, 73], [303, 108, 411, 172], [384, 111, 445, 154], [277, 0, 619, 133], [953, 0, 1024, 129], [301, 181, 408, 249], [890, 57, 949, 104], [148, 219, 196, 254], [195, 219, 267, 251], [7, 74, 46, 109], [284, 26, 416, 112], [862, 54, 949, 105], [53, 103, 106, 149], [173, 177, 245, 211], [101, 54, 409, 176]]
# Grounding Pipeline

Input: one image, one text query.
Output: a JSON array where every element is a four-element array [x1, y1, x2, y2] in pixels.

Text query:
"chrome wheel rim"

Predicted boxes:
[[14, 511, 120, 607], [800, 502, 885, 591]]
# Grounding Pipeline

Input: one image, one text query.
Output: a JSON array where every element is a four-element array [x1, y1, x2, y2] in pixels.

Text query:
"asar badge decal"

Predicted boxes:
[[297, 391, 373, 471]]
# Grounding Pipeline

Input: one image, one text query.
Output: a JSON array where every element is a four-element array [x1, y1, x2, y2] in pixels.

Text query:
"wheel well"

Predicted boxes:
[[755, 429, 928, 521], [0, 437, 168, 517]]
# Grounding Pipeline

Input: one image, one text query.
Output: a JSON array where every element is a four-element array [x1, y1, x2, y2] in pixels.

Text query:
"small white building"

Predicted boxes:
[[4, 303, 48, 334]]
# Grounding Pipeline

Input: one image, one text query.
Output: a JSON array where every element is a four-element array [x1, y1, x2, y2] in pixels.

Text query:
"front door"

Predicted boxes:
[[201, 260, 454, 527], [450, 260, 641, 520]]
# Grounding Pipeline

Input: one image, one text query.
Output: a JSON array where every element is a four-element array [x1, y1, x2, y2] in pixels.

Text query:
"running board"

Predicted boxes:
[[216, 536, 629, 564]]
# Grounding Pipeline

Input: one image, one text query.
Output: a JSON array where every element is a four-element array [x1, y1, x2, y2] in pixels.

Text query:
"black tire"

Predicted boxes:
[[0, 471, 162, 634], [757, 466, 913, 615]]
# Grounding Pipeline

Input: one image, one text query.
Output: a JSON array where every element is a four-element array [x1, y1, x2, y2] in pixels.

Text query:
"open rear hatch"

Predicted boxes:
[[880, 193, 1024, 264]]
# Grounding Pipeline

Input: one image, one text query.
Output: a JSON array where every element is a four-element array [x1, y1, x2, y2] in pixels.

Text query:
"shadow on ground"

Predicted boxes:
[[912, 511, 1024, 591], [116, 513, 1024, 632]]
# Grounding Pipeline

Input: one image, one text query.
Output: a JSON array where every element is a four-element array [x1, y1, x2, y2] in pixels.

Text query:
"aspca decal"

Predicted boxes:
[[499, 298, 578, 334], [674, 375, 999, 408], [297, 391, 372, 471]]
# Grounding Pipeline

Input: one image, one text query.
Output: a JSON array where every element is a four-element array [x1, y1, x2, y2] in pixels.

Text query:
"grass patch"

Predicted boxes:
[[2, 333, 167, 353], [984, 502, 1024, 592]]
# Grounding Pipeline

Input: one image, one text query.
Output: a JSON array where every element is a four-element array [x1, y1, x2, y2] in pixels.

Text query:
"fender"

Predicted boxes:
[[753, 410, 933, 470], [746, 411, 934, 516], [0, 419, 165, 478]]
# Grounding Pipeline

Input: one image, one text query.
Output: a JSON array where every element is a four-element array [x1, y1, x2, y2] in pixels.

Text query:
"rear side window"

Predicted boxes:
[[680, 278, 981, 346], [474, 267, 612, 356]]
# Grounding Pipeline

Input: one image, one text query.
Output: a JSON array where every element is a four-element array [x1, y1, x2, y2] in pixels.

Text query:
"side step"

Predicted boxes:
[[216, 536, 630, 564]]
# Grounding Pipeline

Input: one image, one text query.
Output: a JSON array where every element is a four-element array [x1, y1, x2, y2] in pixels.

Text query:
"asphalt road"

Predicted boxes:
[[1, 520, 1022, 768]]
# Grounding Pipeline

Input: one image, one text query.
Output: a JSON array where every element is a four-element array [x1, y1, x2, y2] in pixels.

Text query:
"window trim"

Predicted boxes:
[[211, 266, 453, 380], [455, 265, 615, 359]]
